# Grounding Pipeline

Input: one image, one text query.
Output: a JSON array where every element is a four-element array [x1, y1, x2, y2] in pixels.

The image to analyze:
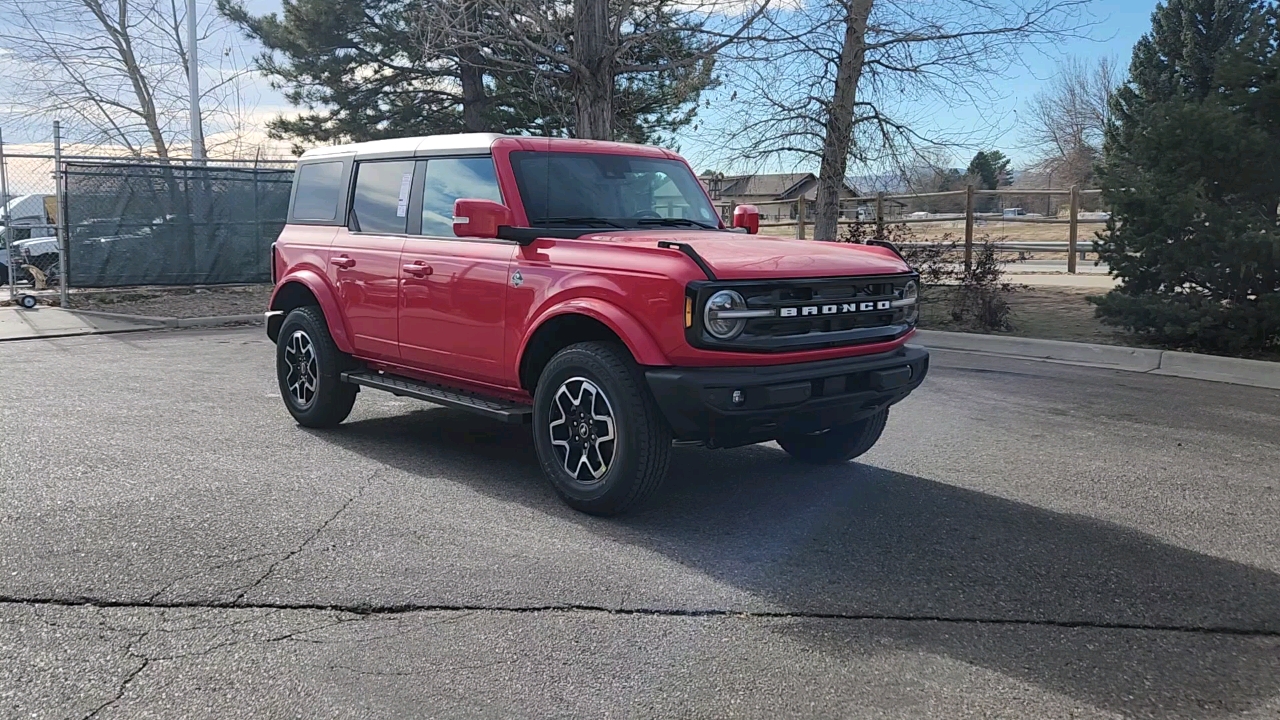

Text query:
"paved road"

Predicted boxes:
[[2, 327, 1278, 719]]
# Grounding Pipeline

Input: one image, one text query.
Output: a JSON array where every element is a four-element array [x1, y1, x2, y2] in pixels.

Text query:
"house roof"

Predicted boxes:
[[706, 172, 860, 200], [719, 173, 813, 199]]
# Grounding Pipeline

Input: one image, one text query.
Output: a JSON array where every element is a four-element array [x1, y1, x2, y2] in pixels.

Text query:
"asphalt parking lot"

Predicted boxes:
[[1, 326, 1278, 719]]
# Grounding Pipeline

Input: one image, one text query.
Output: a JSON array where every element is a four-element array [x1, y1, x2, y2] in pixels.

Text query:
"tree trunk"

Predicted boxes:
[[813, 0, 874, 240], [82, 0, 168, 157], [572, 0, 613, 139], [458, 47, 489, 132]]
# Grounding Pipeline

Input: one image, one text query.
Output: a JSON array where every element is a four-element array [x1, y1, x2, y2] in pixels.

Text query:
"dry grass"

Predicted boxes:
[[920, 285, 1280, 361], [918, 285, 1153, 347]]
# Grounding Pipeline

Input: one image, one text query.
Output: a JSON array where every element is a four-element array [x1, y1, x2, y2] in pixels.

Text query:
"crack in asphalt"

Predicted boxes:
[[145, 552, 281, 604], [228, 469, 382, 604], [2, 595, 1277, 638], [81, 631, 151, 720]]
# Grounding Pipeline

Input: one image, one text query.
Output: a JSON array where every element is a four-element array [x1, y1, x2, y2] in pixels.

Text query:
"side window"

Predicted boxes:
[[420, 157, 502, 237], [351, 160, 416, 234], [292, 161, 344, 221]]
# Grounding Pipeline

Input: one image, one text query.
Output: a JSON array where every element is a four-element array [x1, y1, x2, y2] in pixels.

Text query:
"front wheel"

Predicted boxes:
[[276, 306, 357, 428], [532, 342, 671, 516], [777, 408, 889, 464]]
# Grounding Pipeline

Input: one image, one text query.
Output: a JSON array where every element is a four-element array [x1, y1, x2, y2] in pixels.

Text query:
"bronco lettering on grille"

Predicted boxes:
[[779, 300, 892, 318]]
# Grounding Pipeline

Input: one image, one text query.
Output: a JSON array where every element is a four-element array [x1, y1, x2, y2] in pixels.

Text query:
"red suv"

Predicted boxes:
[[267, 134, 927, 514]]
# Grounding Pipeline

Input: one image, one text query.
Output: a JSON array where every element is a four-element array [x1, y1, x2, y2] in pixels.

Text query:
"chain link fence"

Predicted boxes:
[[1, 123, 295, 299], [0, 145, 61, 293]]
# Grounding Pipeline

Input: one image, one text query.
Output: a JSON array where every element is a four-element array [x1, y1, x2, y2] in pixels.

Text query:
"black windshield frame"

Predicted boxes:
[[510, 151, 722, 230]]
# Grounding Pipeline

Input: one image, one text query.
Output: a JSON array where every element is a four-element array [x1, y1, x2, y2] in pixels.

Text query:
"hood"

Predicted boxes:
[[580, 230, 911, 280]]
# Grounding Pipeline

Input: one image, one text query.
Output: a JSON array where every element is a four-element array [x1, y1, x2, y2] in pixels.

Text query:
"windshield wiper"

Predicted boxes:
[[635, 217, 718, 230], [534, 216, 626, 229]]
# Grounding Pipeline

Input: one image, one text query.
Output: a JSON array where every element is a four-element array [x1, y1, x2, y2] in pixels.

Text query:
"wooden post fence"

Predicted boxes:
[[964, 184, 975, 273], [1067, 184, 1080, 274], [875, 191, 885, 238], [796, 196, 806, 239]]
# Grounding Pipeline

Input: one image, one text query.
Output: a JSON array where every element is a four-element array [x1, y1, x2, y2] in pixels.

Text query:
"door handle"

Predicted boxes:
[[402, 262, 433, 277], [330, 255, 356, 269]]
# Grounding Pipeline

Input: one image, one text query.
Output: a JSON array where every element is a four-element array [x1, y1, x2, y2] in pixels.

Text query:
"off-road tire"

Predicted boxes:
[[276, 306, 357, 428], [532, 341, 671, 516], [777, 408, 889, 464]]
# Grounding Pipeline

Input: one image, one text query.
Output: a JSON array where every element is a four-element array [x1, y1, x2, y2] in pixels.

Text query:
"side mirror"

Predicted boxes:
[[453, 198, 513, 239], [733, 204, 760, 234]]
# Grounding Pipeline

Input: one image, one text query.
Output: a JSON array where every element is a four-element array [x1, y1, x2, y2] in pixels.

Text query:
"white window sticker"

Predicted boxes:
[[396, 172, 413, 217]]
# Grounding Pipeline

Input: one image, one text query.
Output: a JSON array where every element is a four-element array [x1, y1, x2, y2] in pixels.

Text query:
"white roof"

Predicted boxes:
[[299, 133, 507, 162], [1, 194, 52, 223]]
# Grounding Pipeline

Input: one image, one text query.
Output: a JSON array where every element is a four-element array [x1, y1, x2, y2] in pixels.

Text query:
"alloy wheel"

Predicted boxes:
[[547, 377, 617, 483], [283, 329, 319, 408]]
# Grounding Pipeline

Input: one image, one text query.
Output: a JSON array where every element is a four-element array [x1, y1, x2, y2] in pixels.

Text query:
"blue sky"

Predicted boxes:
[[967, 0, 1157, 165], [677, 0, 1162, 173], [232, 0, 1160, 170], [1, 0, 1160, 169]]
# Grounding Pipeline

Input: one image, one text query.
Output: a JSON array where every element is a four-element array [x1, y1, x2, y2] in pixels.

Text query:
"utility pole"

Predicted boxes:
[[187, 0, 205, 161]]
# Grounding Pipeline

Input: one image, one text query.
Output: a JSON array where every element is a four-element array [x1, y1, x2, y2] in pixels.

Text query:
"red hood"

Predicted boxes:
[[578, 230, 911, 280]]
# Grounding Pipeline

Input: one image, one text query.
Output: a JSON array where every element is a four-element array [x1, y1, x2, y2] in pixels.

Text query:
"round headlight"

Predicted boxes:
[[705, 289, 747, 339], [901, 280, 919, 324]]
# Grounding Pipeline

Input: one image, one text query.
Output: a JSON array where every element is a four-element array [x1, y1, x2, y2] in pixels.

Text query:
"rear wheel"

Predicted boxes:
[[532, 342, 671, 516], [276, 306, 357, 428], [777, 408, 889, 464]]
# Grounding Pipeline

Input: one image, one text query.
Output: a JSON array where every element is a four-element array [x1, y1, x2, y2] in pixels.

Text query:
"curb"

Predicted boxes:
[[64, 308, 173, 326], [1154, 351, 1280, 390], [913, 330, 1162, 372], [915, 329, 1280, 390], [66, 309, 264, 329], [0, 327, 160, 343], [175, 314, 264, 328]]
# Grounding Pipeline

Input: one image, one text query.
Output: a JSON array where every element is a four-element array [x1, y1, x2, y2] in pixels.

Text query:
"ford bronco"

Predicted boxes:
[[267, 134, 928, 515]]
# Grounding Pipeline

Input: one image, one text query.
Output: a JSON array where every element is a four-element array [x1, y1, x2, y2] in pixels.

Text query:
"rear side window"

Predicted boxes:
[[351, 160, 416, 234], [420, 157, 503, 237], [292, 161, 344, 221]]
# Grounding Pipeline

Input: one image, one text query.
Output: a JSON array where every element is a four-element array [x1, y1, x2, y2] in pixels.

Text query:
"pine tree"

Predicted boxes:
[[218, 0, 714, 146], [966, 151, 1011, 190], [1093, 0, 1280, 353]]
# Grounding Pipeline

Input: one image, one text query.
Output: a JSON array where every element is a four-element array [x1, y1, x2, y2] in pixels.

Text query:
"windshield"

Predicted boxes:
[[510, 151, 721, 229]]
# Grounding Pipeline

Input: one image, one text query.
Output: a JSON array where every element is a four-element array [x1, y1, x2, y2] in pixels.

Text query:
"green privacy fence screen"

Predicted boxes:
[[64, 162, 293, 287]]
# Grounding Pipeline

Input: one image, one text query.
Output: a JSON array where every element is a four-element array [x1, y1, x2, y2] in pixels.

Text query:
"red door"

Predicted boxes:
[[329, 158, 417, 360], [398, 238, 515, 385], [397, 155, 513, 386], [329, 228, 404, 360]]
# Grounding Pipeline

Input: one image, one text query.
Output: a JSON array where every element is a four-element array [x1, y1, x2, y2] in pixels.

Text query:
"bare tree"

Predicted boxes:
[[450, 0, 771, 140], [0, 0, 253, 157], [709, 0, 1092, 239], [1026, 55, 1118, 187]]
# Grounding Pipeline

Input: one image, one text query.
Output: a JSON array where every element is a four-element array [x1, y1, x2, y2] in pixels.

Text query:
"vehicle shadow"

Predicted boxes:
[[318, 406, 1280, 717]]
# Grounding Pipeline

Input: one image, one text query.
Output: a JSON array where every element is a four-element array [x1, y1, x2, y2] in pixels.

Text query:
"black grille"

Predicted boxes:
[[688, 273, 918, 352]]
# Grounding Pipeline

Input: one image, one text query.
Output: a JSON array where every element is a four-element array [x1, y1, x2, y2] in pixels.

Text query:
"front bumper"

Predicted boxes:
[[265, 310, 284, 343], [645, 345, 929, 447]]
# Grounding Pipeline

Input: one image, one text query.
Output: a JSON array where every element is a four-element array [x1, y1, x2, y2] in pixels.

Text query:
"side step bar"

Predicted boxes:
[[341, 370, 533, 424]]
